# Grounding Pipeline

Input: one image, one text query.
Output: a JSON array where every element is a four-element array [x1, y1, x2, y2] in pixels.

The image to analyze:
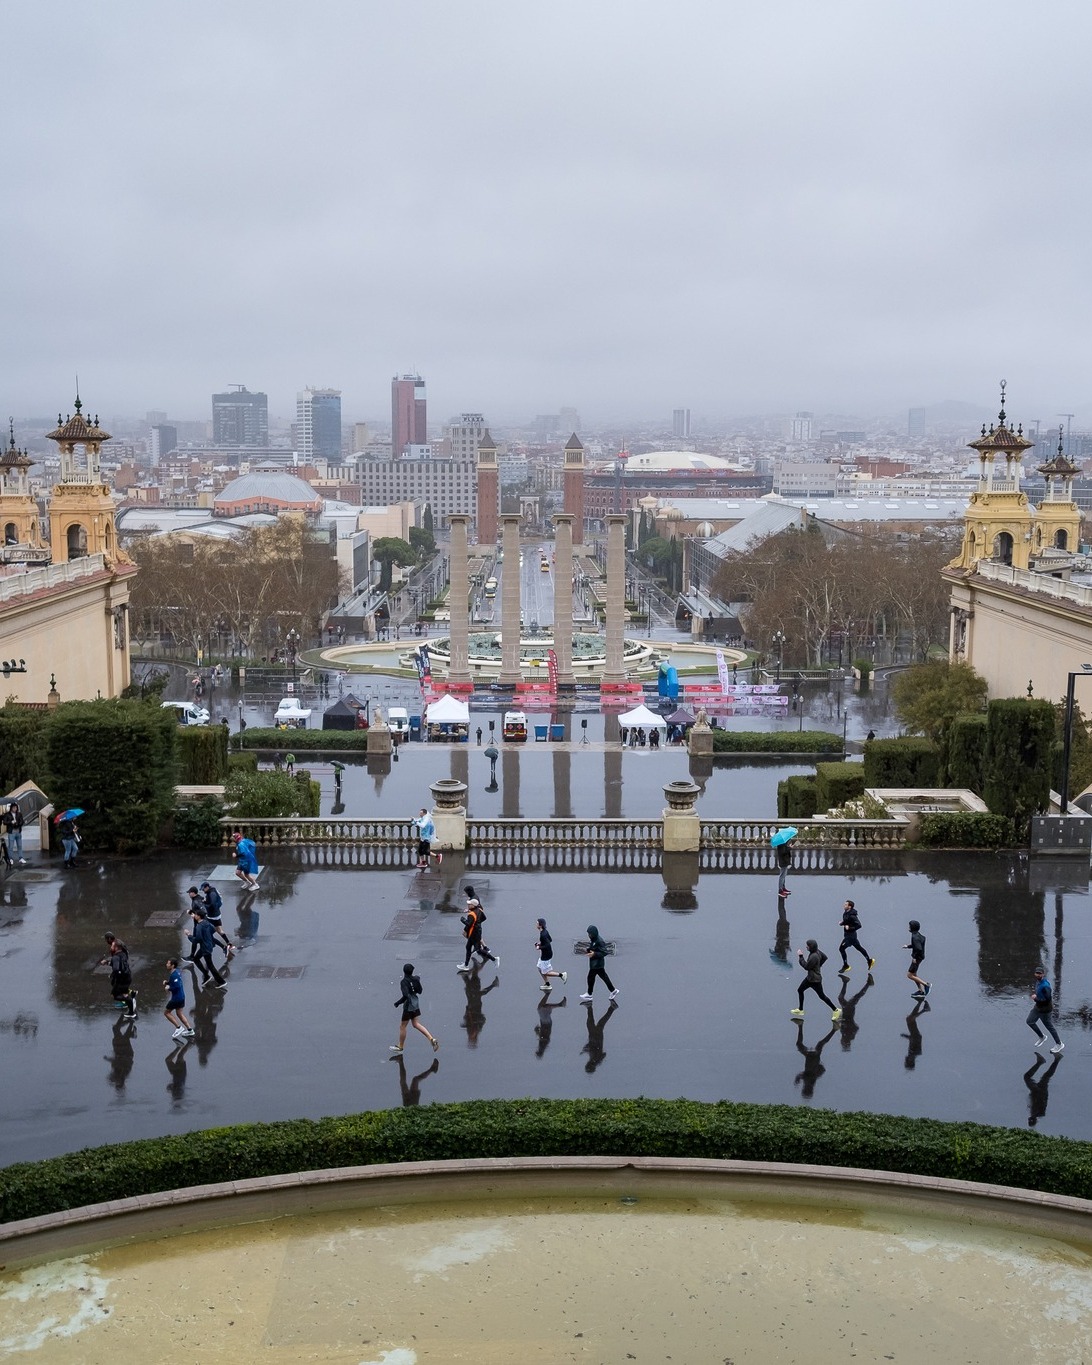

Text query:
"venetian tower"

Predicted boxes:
[[948, 382, 1035, 572], [476, 429, 499, 548], [0, 420, 42, 554], [1032, 426, 1082, 559], [46, 395, 125, 566], [562, 432, 585, 547]]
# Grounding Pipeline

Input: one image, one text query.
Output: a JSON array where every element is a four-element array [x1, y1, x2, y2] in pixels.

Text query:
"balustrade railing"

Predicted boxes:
[[701, 818, 909, 850]]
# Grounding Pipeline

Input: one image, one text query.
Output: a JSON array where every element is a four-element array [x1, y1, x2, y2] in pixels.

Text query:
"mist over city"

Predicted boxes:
[[3, 1, 1091, 431]]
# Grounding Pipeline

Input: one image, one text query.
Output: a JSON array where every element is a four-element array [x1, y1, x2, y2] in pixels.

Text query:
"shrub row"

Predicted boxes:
[[916, 812, 1015, 848], [777, 775, 818, 819], [178, 725, 229, 784], [863, 737, 940, 787], [234, 728, 372, 751], [815, 760, 865, 811], [711, 730, 843, 754], [4, 1098, 1092, 1224]]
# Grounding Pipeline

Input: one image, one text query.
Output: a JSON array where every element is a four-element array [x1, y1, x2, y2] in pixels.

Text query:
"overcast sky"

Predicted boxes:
[[3, 1, 1091, 429]]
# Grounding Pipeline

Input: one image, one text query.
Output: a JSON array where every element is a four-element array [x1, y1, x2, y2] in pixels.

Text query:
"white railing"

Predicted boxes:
[[0, 553, 107, 603], [976, 560, 1092, 609]]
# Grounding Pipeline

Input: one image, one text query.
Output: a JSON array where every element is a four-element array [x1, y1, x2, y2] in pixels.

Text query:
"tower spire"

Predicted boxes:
[[998, 378, 1007, 428]]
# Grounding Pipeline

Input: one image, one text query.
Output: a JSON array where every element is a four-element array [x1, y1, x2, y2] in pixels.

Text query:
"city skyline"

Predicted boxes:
[[3, 3, 1092, 424]]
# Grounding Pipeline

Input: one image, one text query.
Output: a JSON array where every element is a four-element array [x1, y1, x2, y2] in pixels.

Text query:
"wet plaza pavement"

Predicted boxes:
[[1, 808, 1091, 1166]]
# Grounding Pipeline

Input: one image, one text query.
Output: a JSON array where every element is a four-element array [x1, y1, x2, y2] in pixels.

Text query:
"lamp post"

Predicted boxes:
[[1060, 664, 1092, 813], [772, 630, 786, 683], [286, 628, 300, 686]]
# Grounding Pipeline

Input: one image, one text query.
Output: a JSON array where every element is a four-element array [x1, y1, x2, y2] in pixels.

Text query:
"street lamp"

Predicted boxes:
[[1060, 664, 1092, 813], [772, 630, 786, 683], [286, 628, 300, 686]]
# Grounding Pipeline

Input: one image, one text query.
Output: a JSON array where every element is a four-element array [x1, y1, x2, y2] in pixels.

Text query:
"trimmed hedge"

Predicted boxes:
[[178, 725, 229, 784], [4, 1098, 1092, 1224], [946, 714, 986, 792], [916, 812, 1014, 848], [777, 775, 819, 819], [224, 770, 312, 818], [235, 728, 372, 751], [815, 761, 865, 811], [0, 705, 49, 794], [711, 730, 843, 754], [227, 751, 259, 775], [863, 737, 940, 787], [983, 698, 1054, 834]]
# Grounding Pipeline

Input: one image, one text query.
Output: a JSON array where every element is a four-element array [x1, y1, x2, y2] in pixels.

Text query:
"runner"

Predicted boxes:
[[162, 957, 195, 1040], [837, 899, 875, 974], [1027, 966, 1064, 1054], [457, 886, 498, 971], [904, 920, 930, 998], [790, 939, 841, 1021], [231, 832, 260, 890], [100, 933, 137, 1019], [413, 808, 440, 869], [199, 881, 236, 955], [534, 917, 568, 991], [579, 924, 618, 1002], [390, 962, 439, 1055]]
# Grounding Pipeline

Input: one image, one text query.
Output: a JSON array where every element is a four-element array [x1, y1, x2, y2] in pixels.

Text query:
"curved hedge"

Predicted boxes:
[[3, 1098, 1091, 1224]]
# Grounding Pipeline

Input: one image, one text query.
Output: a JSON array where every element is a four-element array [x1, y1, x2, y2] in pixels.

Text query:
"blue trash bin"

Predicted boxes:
[[550, 724, 564, 741]]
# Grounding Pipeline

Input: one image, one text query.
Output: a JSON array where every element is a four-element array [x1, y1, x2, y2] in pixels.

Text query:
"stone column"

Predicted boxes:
[[429, 777, 467, 851], [552, 513, 576, 688], [499, 515, 522, 685], [447, 515, 472, 688], [602, 513, 627, 685], [662, 779, 701, 853]]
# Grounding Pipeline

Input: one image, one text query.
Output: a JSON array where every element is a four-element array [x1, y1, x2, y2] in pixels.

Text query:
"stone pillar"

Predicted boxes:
[[429, 776, 467, 851], [662, 779, 701, 854], [603, 513, 627, 686], [448, 515, 472, 688], [552, 513, 576, 688], [367, 709, 393, 756], [687, 709, 713, 758], [499, 515, 522, 685]]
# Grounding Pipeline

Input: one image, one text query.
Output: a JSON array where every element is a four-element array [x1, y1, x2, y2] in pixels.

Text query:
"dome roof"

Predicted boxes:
[[215, 471, 322, 508]]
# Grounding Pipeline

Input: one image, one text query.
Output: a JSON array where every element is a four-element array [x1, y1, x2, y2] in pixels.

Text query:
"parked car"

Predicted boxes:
[[273, 697, 312, 728], [161, 701, 211, 726]]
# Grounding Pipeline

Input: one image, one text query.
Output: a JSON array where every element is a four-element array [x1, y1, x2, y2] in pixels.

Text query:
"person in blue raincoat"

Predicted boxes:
[[231, 832, 260, 890]]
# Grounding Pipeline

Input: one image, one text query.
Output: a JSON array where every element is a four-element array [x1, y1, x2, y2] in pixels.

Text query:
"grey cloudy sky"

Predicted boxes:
[[3, 1, 1091, 428]]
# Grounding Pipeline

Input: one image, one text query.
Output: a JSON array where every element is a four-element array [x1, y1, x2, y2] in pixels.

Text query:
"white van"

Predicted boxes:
[[161, 701, 211, 727], [388, 707, 410, 742]]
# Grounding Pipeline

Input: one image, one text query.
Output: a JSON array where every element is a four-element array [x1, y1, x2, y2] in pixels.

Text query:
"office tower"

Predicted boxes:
[[297, 387, 342, 461], [145, 410, 167, 427], [150, 424, 177, 461], [391, 373, 427, 458], [212, 386, 269, 446], [908, 407, 927, 438], [352, 423, 371, 453], [559, 406, 580, 435], [446, 413, 486, 461], [791, 411, 813, 442], [672, 408, 691, 439]]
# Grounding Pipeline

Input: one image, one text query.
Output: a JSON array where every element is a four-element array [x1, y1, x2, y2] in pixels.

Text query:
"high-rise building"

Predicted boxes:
[[446, 413, 486, 461], [672, 408, 691, 439], [296, 387, 342, 461], [908, 407, 927, 438], [150, 424, 177, 461], [212, 386, 268, 446], [791, 411, 813, 442], [352, 423, 371, 453], [391, 374, 426, 458]]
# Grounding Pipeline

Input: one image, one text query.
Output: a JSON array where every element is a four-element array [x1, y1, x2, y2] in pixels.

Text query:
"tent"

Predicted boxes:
[[426, 694, 471, 725], [617, 702, 668, 747], [322, 693, 369, 731], [663, 706, 696, 727]]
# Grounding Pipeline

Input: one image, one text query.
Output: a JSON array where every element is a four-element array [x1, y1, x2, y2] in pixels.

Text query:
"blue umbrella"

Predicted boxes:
[[54, 807, 85, 824], [770, 827, 798, 847]]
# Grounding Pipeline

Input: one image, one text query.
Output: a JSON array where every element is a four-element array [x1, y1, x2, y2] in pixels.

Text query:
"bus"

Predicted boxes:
[[484, 577, 498, 600]]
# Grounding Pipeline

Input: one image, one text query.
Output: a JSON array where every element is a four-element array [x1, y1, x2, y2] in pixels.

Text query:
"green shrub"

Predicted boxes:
[[711, 730, 843, 754], [227, 751, 259, 774], [916, 812, 1015, 848], [863, 737, 940, 787], [178, 726, 229, 784], [983, 698, 1054, 834], [234, 728, 371, 751], [173, 797, 226, 848], [815, 761, 866, 811], [0, 705, 50, 794], [852, 658, 873, 681], [224, 770, 310, 818], [946, 714, 987, 791], [4, 1098, 1092, 1223], [294, 771, 321, 817], [45, 700, 178, 854], [778, 775, 818, 818]]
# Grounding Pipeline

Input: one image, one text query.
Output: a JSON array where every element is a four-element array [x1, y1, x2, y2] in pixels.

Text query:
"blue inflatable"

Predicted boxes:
[[657, 661, 679, 701]]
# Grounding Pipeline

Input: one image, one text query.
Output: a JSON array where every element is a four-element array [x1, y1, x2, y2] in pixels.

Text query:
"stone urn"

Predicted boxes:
[[662, 780, 701, 813], [430, 777, 468, 811]]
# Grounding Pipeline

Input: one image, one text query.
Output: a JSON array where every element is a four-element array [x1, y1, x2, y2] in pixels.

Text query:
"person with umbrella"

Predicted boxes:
[[771, 827, 797, 898], [56, 808, 84, 869]]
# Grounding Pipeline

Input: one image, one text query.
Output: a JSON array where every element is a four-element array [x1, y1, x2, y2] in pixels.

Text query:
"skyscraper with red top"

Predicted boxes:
[[391, 374, 426, 458]]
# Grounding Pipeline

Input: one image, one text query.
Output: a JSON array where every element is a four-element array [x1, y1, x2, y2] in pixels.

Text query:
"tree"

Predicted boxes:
[[422, 503, 434, 540], [372, 537, 416, 592], [891, 660, 987, 769], [409, 526, 435, 559]]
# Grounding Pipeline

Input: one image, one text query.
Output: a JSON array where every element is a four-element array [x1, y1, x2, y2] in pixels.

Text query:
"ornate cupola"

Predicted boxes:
[[0, 419, 43, 558], [1031, 425, 1082, 562], [949, 381, 1036, 572], [46, 392, 125, 565]]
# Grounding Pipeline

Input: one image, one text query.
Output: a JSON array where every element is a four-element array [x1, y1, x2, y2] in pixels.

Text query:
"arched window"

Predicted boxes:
[[1054, 528, 1069, 550], [67, 523, 88, 559], [3, 522, 16, 545], [992, 531, 1014, 565]]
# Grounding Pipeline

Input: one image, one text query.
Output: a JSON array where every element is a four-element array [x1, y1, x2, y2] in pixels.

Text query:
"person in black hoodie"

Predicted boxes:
[[100, 933, 138, 1019], [791, 939, 841, 1021], [579, 924, 618, 1003], [837, 899, 875, 975], [391, 962, 439, 1055]]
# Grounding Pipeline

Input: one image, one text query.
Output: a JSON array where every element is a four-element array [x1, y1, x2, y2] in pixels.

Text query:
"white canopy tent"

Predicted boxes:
[[617, 702, 668, 744], [426, 694, 471, 724]]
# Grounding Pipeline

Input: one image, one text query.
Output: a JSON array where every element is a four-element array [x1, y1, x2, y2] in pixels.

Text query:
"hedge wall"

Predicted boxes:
[[235, 728, 371, 751], [4, 1099, 1092, 1224], [777, 775, 818, 819], [946, 714, 987, 792], [862, 737, 940, 787], [711, 730, 843, 754], [815, 761, 866, 811], [178, 725, 229, 784], [983, 698, 1054, 834], [916, 812, 1015, 848], [0, 705, 50, 794]]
